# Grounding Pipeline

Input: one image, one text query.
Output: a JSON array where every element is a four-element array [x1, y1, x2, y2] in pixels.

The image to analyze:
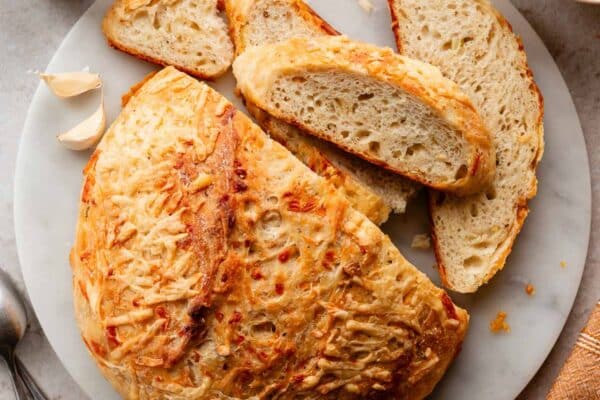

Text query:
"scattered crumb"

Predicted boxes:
[[490, 311, 510, 333], [411, 234, 431, 250], [357, 0, 374, 14], [560, 260, 567, 268], [525, 283, 535, 296]]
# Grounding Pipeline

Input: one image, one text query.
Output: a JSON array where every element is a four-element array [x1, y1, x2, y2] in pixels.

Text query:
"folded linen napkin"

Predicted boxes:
[[546, 300, 600, 399]]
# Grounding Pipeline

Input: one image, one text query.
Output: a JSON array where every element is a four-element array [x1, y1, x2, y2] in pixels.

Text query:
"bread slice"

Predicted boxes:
[[233, 35, 496, 195], [225, 0, 419, 223], [103, 0, 234, 79], [225, 0, 339, 56], [72, 66, 468, 400], [388, 0, 544, 292], [251, 103, 419, 221]]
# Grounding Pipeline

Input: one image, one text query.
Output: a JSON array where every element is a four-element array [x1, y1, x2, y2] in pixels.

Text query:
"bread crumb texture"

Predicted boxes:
[[390, 0, 544, 292], [103, 0, 233, 78], [411, 234, 431, 250], [490, 311, 510, 333]]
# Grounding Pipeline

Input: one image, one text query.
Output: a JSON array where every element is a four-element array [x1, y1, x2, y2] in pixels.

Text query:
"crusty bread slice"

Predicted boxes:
[[225, 0, 419, 223], [251, 102, 419, 220], [233, 36, 496, 195], [225, 0, 339, 56], [73, 66, 468, 400], [103, 0, 234, 79], [388, 0, 544, 292]]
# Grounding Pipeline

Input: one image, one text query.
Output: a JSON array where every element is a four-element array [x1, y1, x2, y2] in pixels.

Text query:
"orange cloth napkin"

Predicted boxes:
[[546, 300, 600, 399]]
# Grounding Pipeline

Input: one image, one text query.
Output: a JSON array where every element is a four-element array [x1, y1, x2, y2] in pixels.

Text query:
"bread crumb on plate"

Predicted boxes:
[[490, 311, 510, 333], [525, 283, 535, 296], [411, 234, 431, 249], [560, 260, 567, 268]]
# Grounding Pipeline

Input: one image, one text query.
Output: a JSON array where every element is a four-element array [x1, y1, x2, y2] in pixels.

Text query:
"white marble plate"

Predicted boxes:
[[14, 0, 591, 399]]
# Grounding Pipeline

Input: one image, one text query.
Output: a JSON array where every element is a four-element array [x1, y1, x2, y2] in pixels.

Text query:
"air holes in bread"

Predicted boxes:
[[258, 210, 282, 240], [406, 143, 425, 157], [260, 210, 281, 229], [473, 241, 489, 249], [133, 10, 149, 22], [455, 164, 468, 180], [463, 255, 483, 269], [356, 130, 371, 139], [369, 141, 380, 154], [244, 199, 257, 214], [469, 203, 478, 217], [251, 321, 276, 335]]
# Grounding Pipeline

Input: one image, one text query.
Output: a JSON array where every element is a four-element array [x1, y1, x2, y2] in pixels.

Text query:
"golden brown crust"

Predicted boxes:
[[102, 0, 233, 80], [72, 67, 468, 399], [427, 192, 448, 286], [121, 71, 158, 107], [389, 0, 544, 292], [387, 0, 403, 54], [292, 1, 339, 36], [233, 36, 495, 195]]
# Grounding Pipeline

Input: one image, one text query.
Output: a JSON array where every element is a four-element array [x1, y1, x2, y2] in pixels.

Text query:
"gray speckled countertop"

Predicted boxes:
[[0, 0, 598, 399]]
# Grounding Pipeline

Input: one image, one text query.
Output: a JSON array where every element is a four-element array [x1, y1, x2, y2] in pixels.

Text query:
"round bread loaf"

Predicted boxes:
[[71, 67, 468, 400]]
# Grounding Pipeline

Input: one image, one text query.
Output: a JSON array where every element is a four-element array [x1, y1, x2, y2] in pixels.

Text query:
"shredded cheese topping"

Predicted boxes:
[[71, 67, 468, 399]]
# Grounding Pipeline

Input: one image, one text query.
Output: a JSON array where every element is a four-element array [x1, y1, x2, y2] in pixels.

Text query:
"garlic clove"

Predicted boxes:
[[57, 98, 106, 151], [40, 72, 102, 98]]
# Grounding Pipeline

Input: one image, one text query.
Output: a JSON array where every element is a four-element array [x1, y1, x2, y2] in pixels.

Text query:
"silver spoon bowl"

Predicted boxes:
[[0, 268, 47, 399]]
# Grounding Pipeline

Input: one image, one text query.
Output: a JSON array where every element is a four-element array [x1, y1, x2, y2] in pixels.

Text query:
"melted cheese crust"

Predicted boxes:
[[71, 67, 468, 400]]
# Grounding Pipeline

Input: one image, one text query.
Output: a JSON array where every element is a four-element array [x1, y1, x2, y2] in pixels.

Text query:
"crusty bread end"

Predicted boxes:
[[103, 0, 234, 79]]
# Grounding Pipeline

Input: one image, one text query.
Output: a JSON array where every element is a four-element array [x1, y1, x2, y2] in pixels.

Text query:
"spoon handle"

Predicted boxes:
[[14, 356, 48, 400], [3, 353, 33, 400]]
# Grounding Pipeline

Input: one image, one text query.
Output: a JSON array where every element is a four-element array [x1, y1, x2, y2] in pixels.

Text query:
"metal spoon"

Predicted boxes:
[[0, 268, 47, 399]]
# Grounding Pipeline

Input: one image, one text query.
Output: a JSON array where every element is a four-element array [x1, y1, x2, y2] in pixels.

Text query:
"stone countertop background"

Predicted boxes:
[[0, 0, 598, 399]]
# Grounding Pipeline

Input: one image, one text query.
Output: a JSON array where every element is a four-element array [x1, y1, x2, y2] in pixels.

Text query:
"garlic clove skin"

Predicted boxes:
[[40, 72, 102, 98], [57, 98, 106, 151]]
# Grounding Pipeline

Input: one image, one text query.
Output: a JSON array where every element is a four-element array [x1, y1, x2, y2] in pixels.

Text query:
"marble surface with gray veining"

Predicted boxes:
[[0, 0, 598, 399]]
